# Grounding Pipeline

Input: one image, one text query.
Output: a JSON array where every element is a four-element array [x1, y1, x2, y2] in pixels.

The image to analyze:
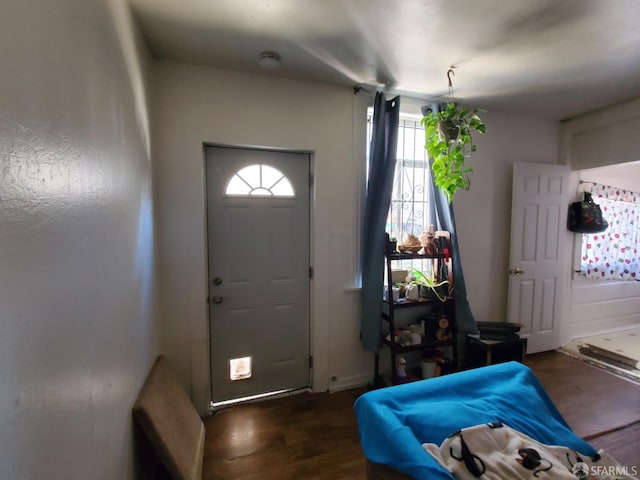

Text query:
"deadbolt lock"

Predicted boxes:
[[212, 277, 222, 286]]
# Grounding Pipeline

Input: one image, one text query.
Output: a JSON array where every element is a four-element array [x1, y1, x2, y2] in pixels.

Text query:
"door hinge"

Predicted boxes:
[[309, 266, 314, 279], [309, 173, 314, 187], [309, 355, 313, 368]]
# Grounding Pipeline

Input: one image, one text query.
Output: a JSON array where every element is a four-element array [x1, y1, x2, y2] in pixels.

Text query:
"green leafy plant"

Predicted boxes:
[[421, 103, 486, 203], [411, 267, 449, 302]]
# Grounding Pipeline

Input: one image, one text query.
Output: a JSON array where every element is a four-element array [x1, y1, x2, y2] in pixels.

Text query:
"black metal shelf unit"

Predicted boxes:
[[374, 250, 458, 386]]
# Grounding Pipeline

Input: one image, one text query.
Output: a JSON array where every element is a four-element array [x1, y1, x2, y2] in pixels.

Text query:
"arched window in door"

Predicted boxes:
[[225, 164, 295, 197]]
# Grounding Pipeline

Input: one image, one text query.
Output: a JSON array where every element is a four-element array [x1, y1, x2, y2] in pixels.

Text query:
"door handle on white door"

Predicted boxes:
[[211, 295, 223, 304], [508, 267, 525, 275]]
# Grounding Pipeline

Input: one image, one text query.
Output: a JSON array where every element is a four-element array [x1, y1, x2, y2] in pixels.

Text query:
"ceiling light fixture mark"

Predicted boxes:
[[259, 51, 281, 70]]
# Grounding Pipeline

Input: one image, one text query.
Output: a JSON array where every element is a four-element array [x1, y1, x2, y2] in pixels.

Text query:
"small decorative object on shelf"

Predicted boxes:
[[398, 233, 422, 253], [421, 309, 453, 342], [437, 314, 451, 340], [420, 224, 438, 255], [384, 232, 398, 255], [396, 357, 407, 377], [421, 356, 437, 379], [405, 283, 419, 301]]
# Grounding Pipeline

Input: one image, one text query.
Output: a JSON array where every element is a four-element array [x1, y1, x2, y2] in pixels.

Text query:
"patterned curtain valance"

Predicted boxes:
[[588, 182, 640, 203]]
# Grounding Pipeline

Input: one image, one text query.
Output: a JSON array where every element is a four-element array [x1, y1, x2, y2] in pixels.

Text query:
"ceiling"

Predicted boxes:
[[129, 0, 640, 120]]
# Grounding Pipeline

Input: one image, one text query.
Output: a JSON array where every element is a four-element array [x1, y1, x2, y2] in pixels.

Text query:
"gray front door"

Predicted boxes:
[[205, 146, 310, 403]]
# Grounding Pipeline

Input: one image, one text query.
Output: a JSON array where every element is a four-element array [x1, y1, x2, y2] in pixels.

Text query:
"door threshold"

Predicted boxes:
[[209, 387, 310, 412]]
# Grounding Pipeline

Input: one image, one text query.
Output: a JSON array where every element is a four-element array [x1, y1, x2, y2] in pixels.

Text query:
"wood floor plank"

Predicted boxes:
[[588, 421, 640, 467], [526, 351, 640, 439], [200, 352, 640, 479]]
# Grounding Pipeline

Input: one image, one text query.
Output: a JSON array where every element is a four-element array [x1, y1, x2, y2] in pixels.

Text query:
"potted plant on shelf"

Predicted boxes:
[[411, 267, 449, 303], [422, 102, 486, 203]]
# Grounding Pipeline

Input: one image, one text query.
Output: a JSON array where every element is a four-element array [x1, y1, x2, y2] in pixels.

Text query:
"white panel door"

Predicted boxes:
[[205, 146, 310, 403], [508, 163, 570, 353]]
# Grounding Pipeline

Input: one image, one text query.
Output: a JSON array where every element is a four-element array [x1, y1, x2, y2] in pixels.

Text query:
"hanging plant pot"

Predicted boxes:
[[438, 120, 459, 142]]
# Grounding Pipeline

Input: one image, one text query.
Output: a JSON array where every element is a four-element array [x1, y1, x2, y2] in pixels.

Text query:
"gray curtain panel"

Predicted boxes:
[[425, 102, 479, 341], [360, 92, 400, 354]]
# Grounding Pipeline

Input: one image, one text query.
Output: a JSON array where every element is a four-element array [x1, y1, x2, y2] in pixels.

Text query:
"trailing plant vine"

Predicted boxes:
[[421, 102, 486, 203]]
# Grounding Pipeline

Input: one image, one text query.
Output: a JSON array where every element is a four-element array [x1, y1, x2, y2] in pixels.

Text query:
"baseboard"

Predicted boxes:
[[329, 372, 372, 393], [568, 317, 640, 340]]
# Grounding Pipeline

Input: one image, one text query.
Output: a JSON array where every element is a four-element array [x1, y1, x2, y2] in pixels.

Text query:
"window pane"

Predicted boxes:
[[237, 165, 261, 186], [261, 164, 282, 189], [271, 177, 295, 196], [225, 163, 295, 197], [366, 110, 436, 280], [251, 187, 272, 196], [378, 114, 431, 243], [226, 175, 251, 195]]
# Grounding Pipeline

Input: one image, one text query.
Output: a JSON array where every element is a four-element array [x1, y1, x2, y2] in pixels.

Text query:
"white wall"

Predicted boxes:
[[562, 98, 640, 170], [452, 110, 559, 324], [152, 60, 371, 411], [0, 0, 159, 478], [152, 60, 560, 408], [561, 98, 640, 339]]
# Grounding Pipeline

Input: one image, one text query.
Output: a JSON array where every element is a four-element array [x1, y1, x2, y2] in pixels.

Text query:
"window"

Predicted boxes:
[[367, 110, 431, 244], [225, 164, 294, 197], [580, 182, 640, 281], [367, 109, 436, 276]]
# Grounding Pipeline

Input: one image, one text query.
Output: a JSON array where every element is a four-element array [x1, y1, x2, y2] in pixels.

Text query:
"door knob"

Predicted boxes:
[[211, 295, 223, 304], [508, 267, 525, 275]]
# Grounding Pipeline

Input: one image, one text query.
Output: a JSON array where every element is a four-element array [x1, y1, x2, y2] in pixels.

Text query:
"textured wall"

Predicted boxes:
[[0, 0, 159, 478]]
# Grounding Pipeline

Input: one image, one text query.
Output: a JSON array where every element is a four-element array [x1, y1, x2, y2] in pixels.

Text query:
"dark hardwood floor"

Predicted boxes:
[[202, 385, 368, 480], [526, 351, 640, 440], [201, 351, 640, 479]]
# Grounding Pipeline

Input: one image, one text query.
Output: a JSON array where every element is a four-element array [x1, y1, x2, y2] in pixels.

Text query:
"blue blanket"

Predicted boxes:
[[354, 362, 596, 480]]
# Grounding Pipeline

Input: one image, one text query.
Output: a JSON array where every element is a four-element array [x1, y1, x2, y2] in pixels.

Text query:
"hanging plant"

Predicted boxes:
[[421, 69, 487, 203]]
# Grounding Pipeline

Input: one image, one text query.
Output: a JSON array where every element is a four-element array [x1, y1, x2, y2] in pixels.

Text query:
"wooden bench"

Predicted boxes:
[[133, 355, 204, 480]]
